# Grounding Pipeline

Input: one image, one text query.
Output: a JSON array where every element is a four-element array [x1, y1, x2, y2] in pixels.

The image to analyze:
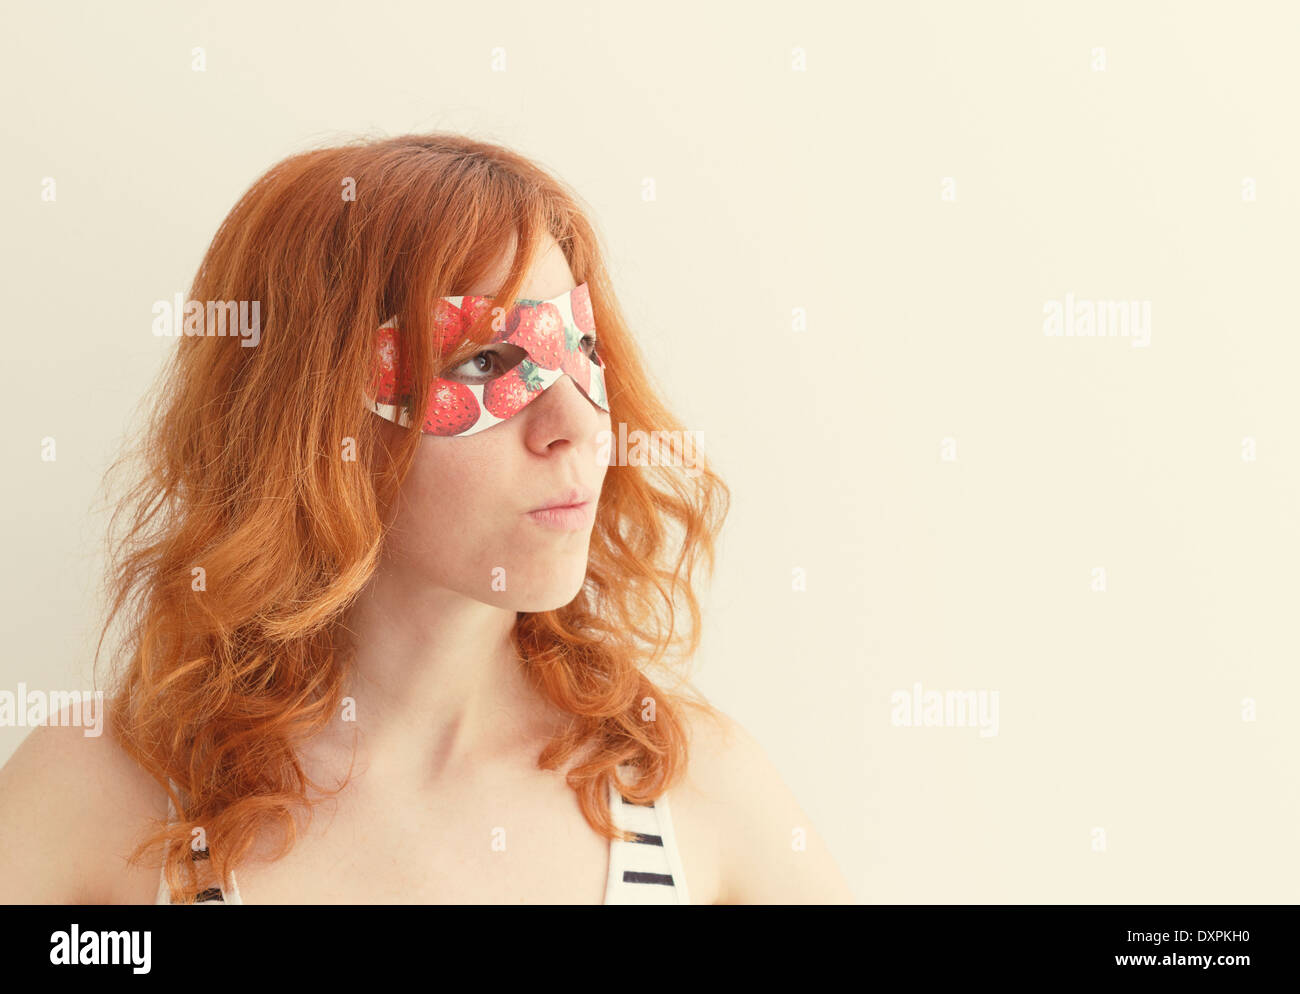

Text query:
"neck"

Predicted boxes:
[[318, 562, 560, 788]]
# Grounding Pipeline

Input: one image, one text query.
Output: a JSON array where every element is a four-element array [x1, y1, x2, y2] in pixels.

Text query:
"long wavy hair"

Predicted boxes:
[[96, 132, 730, 903]]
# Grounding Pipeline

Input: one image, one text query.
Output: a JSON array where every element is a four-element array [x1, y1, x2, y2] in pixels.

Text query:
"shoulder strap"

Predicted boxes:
[[603, 765, 691, 904]]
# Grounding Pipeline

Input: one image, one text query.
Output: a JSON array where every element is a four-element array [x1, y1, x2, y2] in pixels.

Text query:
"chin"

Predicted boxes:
[[505, 568, 589, 613], [511, 584, 586, 613]]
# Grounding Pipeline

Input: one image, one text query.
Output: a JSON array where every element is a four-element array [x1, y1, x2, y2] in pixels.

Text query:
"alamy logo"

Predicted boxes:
[[49, 925, 150, 974], [597, 424, 704, 477], [0, 686, 103, 736], [1043, 293, 1151, 348], [152, 293, 261, 347], [890, 682, 999, 737]]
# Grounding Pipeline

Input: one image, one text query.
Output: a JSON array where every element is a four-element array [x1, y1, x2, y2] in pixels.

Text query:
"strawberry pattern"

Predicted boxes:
[[367, 283, 608, 437]]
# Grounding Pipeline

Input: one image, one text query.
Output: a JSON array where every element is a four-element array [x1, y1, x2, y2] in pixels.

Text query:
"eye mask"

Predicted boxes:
[[367, 283, 608, 437]]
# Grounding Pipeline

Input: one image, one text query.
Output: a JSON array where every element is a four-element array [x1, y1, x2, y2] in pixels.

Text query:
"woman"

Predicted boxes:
[[0, 133, 853, 904]]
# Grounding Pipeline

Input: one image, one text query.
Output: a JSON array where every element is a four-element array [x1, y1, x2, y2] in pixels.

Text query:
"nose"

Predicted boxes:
[[543, 367, 606, 413], [524, 372, 609, 450]]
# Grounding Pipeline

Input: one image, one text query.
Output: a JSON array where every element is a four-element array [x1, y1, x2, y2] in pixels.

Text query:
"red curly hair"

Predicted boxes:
[[94, 132, 730, 903]]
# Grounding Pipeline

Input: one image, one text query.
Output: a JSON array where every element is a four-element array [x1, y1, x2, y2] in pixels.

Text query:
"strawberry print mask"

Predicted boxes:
[[367, 283, 609, 437]]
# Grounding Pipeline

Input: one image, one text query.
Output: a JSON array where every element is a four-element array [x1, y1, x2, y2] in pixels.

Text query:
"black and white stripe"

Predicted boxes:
[[602, 773, 691, 904], [154, 783, 235, 905], [189, 846, 226, 904]]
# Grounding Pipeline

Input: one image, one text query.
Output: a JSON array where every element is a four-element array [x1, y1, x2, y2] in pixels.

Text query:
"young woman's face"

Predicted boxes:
[[377, 234, 612, 612]]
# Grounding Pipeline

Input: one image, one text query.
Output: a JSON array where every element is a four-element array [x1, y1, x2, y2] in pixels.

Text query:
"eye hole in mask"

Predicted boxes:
[[366, 282, 609, 437]]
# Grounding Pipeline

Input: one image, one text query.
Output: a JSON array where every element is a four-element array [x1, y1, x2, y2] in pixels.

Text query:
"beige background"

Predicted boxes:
[[2, 0, 1298, 902]]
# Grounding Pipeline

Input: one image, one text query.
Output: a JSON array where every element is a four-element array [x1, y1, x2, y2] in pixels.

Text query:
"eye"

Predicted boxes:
[[582, 335, 602, 365], [444, 349, 505, 383], [441, 344, 526, 384]]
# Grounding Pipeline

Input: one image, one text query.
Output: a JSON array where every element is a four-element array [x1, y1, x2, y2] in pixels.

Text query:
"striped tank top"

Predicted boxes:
[[154, 766, 691, 905]]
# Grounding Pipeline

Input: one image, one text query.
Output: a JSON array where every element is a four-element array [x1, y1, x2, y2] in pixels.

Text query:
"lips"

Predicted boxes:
[[528, 486, 596, 513], [526, 486, 597, 531]]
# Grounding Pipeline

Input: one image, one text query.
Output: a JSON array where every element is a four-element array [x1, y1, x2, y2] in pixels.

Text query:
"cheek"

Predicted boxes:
[[392, 441, 515, 565], [382, 422, 600, 605], [594, 411, 613, 482]]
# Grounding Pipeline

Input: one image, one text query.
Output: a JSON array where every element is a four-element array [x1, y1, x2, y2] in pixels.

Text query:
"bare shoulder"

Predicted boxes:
[[0, 702, 169, 904], [672, 701, 856, 905]]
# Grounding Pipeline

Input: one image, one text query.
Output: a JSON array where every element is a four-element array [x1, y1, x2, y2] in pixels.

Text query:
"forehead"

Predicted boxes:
[[460, 232, 575, 301]]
